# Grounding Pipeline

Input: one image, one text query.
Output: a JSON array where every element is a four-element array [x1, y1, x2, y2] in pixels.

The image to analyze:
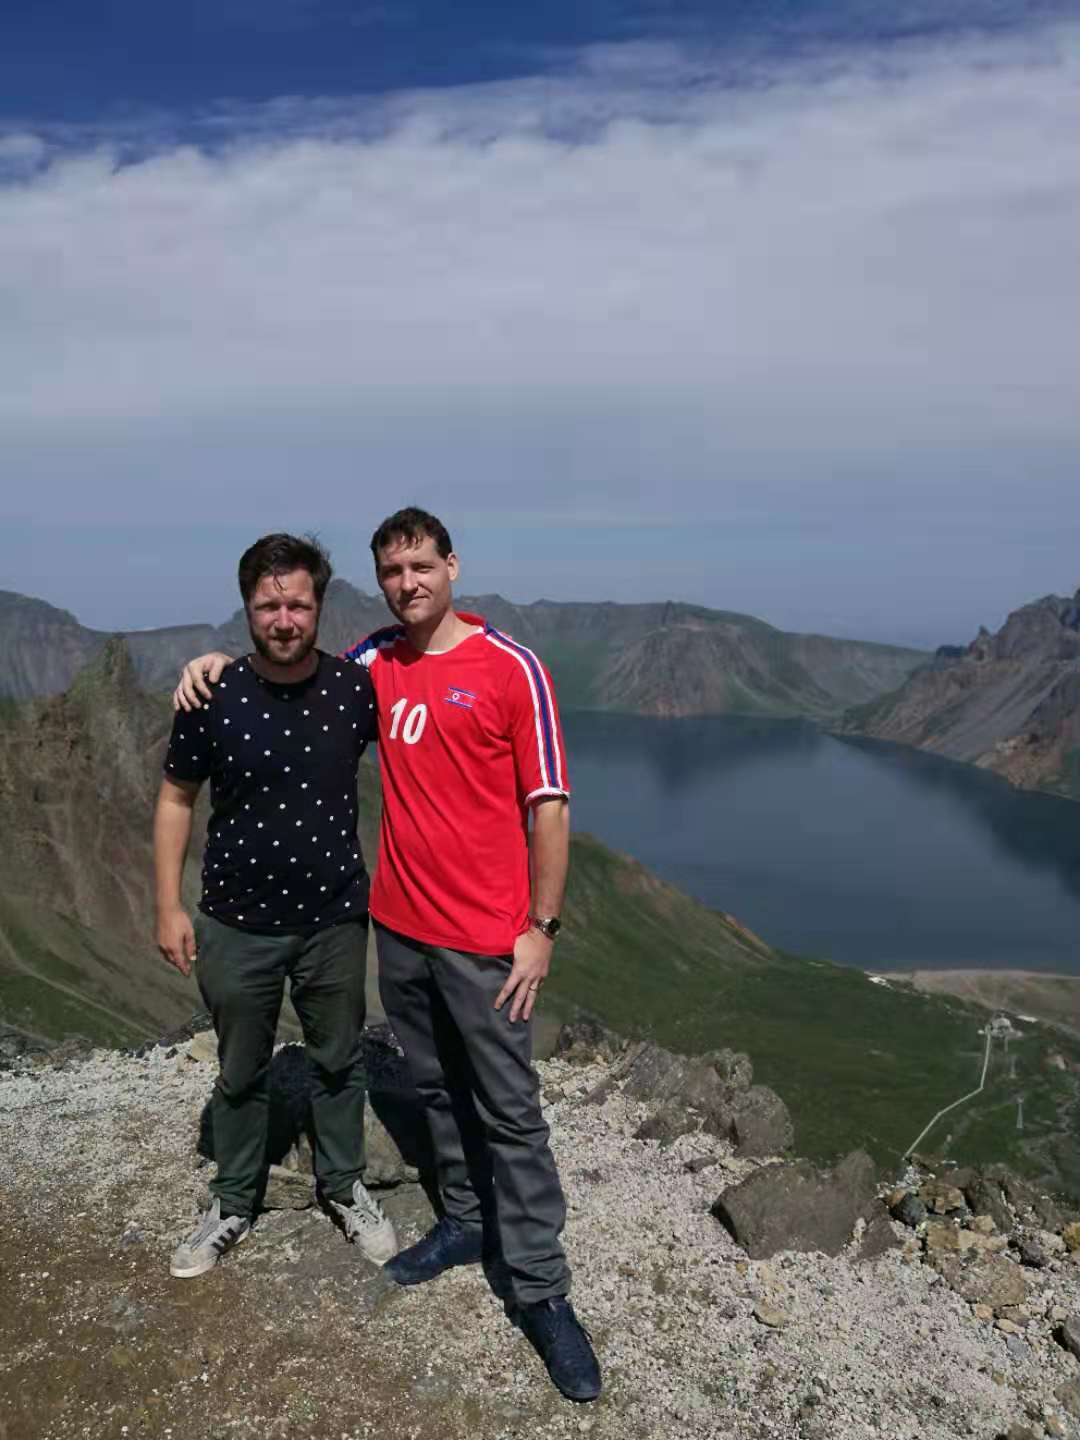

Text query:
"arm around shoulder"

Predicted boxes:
[[174, 651, 236, 712]]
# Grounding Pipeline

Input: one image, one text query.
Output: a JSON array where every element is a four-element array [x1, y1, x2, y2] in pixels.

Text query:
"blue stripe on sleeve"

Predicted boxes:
[[486, 625, 559, 786]]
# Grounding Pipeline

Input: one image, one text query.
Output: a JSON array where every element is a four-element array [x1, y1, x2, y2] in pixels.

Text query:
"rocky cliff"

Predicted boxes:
[[0, 583, 924, 719], [4, 1022, 1080, 1440], [843, 589, 1080, 800]]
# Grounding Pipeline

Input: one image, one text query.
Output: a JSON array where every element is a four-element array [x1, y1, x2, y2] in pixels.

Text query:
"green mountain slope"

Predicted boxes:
[[0, 894, 194, 1048], [550, 837, 1080, 1185], [0, 638, 208, 1044]]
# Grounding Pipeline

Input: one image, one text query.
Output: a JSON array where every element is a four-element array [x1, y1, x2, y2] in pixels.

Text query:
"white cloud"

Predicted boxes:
[[0, 132, 48, 171], [1, 26, 1079, 638]]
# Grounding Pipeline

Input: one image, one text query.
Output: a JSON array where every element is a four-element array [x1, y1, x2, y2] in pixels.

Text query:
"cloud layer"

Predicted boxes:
[[2, 28, 1078, 639]]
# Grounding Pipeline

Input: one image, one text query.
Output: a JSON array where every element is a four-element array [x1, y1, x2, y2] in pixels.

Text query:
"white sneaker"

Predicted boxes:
[[329, 1180, 397, 1264], [170, 1199, 250, 1278]]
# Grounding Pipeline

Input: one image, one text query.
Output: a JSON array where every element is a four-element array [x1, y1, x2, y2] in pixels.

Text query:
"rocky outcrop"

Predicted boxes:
[[883, 1162, 1077, 1328], [557, 1027, 795, 1158], [711, 1150, 878, 1258], [844, 586, 1080, 799]]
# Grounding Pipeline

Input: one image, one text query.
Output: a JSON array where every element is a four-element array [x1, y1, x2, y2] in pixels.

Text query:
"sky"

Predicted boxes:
[[2, 1, 1079, 648]]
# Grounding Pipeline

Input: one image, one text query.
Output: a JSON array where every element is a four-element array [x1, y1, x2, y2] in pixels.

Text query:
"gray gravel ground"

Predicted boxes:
[[2, 1044, 1080, 1439]]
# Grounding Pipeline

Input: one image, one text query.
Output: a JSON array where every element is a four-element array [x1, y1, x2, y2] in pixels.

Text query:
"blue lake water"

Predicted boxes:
[[561, 713, 1080, 974]]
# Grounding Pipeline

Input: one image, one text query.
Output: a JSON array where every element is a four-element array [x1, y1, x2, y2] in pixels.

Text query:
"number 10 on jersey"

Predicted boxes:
[[388, 698, 428, 744]]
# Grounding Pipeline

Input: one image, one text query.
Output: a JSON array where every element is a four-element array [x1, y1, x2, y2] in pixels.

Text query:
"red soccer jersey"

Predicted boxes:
[[341, 613, 570, 955]]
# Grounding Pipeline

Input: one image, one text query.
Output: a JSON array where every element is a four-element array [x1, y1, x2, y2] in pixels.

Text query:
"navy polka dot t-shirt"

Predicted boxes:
[[164, 651, 377, 934]]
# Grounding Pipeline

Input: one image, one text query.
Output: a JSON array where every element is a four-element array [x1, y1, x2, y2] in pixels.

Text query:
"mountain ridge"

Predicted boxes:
[[0, 584, 925, 720], [843, 586, 1080, 800]]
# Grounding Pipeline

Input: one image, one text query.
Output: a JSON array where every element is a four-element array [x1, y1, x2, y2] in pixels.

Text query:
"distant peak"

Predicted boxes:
[[0, 589, 84, 628]]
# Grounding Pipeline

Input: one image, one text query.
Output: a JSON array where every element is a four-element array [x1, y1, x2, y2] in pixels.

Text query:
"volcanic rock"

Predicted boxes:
[[712, 1151, 877, 1259]]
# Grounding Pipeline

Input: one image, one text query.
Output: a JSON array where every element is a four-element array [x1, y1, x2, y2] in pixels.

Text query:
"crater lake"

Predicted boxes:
[[561, 713, 1080, 973]]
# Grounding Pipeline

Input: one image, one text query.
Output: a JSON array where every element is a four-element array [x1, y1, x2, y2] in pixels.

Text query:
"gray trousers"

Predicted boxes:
[[194, 911, 368, 1218], [375, 923, 570, 1304]]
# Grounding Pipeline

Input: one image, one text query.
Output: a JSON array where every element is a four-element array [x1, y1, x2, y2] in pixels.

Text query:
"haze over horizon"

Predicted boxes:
[[3, 1, 1079, 650]]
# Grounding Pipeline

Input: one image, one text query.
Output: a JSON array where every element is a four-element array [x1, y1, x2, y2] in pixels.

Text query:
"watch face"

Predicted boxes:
[[533, 915, 561, 938]]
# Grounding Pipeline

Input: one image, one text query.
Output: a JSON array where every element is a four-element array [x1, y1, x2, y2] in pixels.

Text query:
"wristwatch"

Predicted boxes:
[[529, 915, 562, 940]]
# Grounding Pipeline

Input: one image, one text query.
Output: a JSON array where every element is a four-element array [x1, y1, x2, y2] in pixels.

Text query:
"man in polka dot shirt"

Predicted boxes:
[[154, 533, 396, 1278]]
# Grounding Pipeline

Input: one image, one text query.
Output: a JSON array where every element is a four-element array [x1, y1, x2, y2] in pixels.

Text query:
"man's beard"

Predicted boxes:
[[250, 629, 317, 668]]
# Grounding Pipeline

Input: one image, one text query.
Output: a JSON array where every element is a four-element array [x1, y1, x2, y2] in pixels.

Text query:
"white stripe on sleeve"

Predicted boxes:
[[485, 633, 551, 790]]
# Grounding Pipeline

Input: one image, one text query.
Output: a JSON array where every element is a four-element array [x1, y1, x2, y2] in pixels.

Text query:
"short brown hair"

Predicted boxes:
[[370, 507, 452, 563], [238, 533, 332, 607]]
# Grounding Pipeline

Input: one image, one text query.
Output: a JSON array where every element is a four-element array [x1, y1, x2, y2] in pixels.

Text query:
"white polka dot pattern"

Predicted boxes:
[[163, 651, 376, 933]]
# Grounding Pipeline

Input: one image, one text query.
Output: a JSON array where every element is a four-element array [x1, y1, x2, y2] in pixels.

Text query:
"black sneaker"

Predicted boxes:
[[514, 1296, 602, 1402], [383, 1215, 483, 1286]]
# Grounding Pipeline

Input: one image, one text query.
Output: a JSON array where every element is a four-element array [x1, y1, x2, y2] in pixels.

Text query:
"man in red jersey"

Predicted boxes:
[[175, 508, 600, 1404]]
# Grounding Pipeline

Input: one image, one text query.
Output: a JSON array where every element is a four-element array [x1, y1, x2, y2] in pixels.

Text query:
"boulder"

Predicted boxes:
[[703, 1049, 754, 1091], [1063, 1222, 1080, 1254], [709, 1085, 794, 1157], [938, 1165, 975, 1190], [0, 1027, 48, 1068], [890, 1192, 927, 1229], [712, 1151, 877, 1259], [927, 1253, 1028, 1309], [635, 1105, 694, 1145], [1013, 1235, 1049, 1269], [998, 1171, 1036, 1209], [970, 1232, 1009, 1255], [1055, 1381, 1080, 1421], [963, 1176, 1013, 1234], [1033, 1194, 1066, 1232], [684, 1154, 722, 1174], [753, 1300, 791, 1328], [924, 1221, 972, 1255], [619, 1042, 694, 1103], [1055, 1318, 1080, 1362], [923, 1221, 1004, 1257], [856, 1206, 903, 1263], [918, 1178, 966, 1215], [553, 1019, 626, 1066], [186, 1031, 218, 1066], [617, 1041, 790, 1156], [157, 1010, 214, 1048], [583, 1076, 617, 1106]]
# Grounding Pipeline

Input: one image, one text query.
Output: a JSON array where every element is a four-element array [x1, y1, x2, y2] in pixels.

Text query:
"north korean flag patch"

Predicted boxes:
[[444, 685, 476, 710]]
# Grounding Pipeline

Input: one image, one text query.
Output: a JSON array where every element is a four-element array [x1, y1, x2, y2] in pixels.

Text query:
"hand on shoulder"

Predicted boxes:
[[174, 652, 236, 712]]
